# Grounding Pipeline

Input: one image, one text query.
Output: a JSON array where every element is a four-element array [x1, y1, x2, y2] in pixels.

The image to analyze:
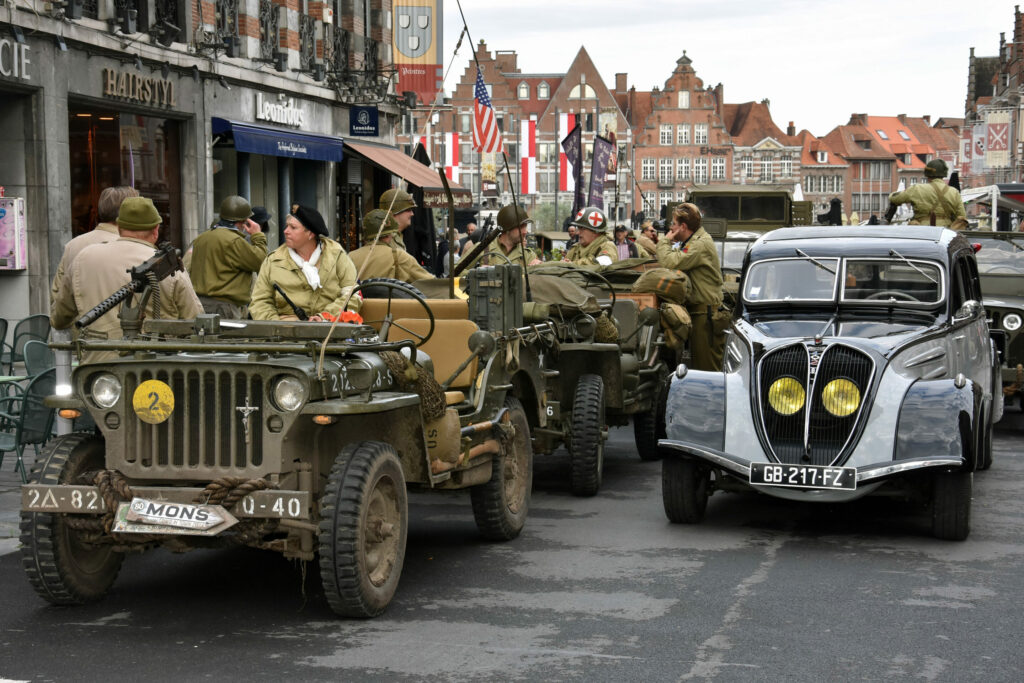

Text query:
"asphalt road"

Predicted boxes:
[[1, 418, 1023, 682]]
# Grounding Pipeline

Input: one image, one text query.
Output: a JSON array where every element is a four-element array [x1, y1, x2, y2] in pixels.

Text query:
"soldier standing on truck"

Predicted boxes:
[[349, 209, 435, 283], [187, 195, 268, 318], [563, 207, 618, 266], [656, 202, 725, 371], [50, 197, 204, 363], [887, 159, 967, 228]]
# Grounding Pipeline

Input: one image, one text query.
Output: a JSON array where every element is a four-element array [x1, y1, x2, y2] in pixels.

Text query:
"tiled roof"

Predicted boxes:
[[822, 124, 893, 160], [722, 101, 794, 146]]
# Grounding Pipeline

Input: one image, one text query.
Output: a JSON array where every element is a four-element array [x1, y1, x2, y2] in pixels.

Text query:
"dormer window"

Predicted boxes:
[[876, 130, 889, 140], [538, 81, 550, 99], [859, 140, 872, 150], [817, 151, 828, 163], [518, 82, 530, 99]]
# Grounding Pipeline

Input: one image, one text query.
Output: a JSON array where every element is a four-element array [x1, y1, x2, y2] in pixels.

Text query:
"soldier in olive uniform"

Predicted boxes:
[[379, 188, 417, 249], [563, 207, 618, 266], [188, 195, 268, 318], [349, 209, 434, 283], [656, 202, 725, 371], [887, 159, 967, 227], [461, 204, 542, 270], [51, 197, 204, 364]]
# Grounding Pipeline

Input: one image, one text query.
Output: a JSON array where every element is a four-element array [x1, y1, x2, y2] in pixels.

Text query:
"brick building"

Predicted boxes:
[[722, 100, 802, 191]]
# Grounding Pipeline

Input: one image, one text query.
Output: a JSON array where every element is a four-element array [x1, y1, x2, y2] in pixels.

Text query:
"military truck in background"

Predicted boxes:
[[21, 262, 548, 619], [688, 185, 814, 233]]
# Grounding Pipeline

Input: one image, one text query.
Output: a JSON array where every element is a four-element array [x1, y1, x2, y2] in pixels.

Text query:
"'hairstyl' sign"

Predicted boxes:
[[0, 39, 31, 81], [256, 93, 306, 128]]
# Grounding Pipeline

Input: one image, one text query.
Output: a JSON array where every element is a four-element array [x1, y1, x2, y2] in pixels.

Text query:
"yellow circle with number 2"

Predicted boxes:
[[132, 379, 175, 424]]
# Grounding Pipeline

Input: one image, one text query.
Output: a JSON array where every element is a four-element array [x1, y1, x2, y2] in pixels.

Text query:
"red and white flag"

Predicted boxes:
[[520, 117, 536, 195], [444, 132, 459, 183], [472, 68, 503, 153], [559, 113, 576, 192]]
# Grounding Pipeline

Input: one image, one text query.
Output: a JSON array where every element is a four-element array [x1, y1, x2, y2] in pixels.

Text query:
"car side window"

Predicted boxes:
[[951, 257, 971, 311]]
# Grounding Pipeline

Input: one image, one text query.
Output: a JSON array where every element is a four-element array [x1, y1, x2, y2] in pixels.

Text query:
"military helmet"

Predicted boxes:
[[379, 188, 416, 214], [924, 159, 949, 179], [219, 195, 253, 222], [497, 204, 532, 232], [362, 209, 400, 240], [570, 206, 608, 234]]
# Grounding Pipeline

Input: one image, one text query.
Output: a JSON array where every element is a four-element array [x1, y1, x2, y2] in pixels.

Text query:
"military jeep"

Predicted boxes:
[[21, 265, 548, 618], [688, 184, 813, 233]]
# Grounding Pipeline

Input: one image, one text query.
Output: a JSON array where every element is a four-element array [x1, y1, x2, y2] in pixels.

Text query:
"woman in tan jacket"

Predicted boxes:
[[249, 205, 362, 321]]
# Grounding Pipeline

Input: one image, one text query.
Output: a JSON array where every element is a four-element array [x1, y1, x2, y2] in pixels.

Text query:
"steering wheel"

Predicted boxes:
[[532, 265, 617, 310], [865, 290, 920, 302], [351, 279, 436, 346]]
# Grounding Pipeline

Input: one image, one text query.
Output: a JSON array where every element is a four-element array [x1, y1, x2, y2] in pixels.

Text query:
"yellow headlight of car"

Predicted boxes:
[[822, 378, 860, 417], [768, 377, 805, 416]]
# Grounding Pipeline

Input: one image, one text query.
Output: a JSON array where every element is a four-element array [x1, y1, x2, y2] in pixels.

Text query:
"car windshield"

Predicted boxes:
[[743, 257, 839, 302], [841, 259, 943, 304]]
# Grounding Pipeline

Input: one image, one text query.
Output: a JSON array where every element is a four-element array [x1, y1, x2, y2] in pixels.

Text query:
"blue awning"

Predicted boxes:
[[211, 117, 344, 162]]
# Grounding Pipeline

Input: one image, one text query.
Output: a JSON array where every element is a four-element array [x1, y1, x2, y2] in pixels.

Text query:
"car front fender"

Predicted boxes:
[[663, 369, 726, 453], [895, 378, 976, 468]]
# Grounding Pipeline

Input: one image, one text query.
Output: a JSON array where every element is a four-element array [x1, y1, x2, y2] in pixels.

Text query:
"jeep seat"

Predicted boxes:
[[386, 318, 480, 397], [360, 298, 469, 334]]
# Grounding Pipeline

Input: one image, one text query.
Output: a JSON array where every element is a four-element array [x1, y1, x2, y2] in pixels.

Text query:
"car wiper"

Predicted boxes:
[[888, 249, 937, 284], [794, 249, 836, 274]]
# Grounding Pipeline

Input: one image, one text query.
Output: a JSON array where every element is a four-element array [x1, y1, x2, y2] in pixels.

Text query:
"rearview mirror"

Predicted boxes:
[[953, 300, 983, 322]]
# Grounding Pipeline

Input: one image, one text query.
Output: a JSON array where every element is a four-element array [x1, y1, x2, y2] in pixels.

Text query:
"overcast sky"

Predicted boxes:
[[441, 0, 1013, 137]]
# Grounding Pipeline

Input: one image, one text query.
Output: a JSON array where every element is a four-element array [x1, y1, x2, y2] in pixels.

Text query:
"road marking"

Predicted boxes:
[[0, 538, 18, 557]]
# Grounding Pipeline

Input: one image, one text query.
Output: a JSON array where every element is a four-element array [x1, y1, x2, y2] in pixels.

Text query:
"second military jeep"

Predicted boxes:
[[22, 265, 548, 618]]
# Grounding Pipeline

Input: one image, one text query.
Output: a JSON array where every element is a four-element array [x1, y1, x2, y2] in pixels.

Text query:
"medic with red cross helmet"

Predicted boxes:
[[563, 206, 619, 266]]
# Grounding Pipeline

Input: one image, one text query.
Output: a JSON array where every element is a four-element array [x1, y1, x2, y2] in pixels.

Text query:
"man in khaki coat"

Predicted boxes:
[[379, 188, 417, 249], [349, 209, 434, 284], [656, 202, 724, 371], [563, 207, 618, 266], [887, 159, 967, 227], [188, 195, 268, 317], [49, 186, 138, 320], [51, 197, 204, 363], [461, 204, 542, 271]]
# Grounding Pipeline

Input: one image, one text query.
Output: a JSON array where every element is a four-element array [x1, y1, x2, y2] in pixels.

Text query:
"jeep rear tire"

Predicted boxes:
[[569, 374, 605, 497], [662, 457, 710, 524], [634, 376, 669, 461], [931, 470, 972, 541], [20, 432, 124, 605], [318, 441, 408, 617], [470, 397, 533, 540]]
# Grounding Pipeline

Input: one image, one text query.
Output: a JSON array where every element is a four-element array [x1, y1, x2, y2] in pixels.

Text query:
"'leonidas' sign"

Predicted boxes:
[[102, 67, 176, 107]]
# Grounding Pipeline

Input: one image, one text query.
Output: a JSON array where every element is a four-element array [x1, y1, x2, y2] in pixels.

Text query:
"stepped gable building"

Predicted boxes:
[[722, 99, 802, 191], [625, 52, 733, 222]]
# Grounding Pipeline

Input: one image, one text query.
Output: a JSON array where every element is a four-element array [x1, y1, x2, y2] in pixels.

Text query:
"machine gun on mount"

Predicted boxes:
[[75, 241, 184, 337]]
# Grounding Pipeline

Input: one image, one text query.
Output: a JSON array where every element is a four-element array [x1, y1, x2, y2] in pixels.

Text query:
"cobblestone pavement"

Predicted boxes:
[[0, 465, 22, 556]]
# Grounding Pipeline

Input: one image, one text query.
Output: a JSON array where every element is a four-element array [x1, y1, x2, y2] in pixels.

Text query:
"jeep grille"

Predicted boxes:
[[122, 368, 265, 476], [758, 343, 874, 466]]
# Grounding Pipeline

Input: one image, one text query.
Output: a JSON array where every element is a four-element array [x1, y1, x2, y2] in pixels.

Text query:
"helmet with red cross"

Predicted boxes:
[[570, 206, 608, 235]]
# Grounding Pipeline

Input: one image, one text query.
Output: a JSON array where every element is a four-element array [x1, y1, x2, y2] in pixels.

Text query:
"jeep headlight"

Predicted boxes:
[[272, 376, 306, 412], [1003, 313, 1022, 332], [767, 377, 804, 416], [91, 373, 122, 408], [821, 378, 861, 417]]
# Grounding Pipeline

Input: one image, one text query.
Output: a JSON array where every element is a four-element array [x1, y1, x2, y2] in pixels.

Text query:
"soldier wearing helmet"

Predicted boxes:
[[349, 209, 434, 283], [887, 159, 967, 228], [187, 195, 268, 318], [563, 207, 618, 266], [379, 188, 417, 248], [462, 204, 542, 270]]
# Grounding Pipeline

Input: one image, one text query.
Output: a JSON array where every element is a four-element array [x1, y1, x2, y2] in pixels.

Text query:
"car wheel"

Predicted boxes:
[[470, 397, 533, 540], [633, 376, 669, 461], [318, 441, 407, 618], [569, 374, 605, 497], [931, 470, 972, 541], [662, 456, 710, 524], [20, 432, 124, 605]]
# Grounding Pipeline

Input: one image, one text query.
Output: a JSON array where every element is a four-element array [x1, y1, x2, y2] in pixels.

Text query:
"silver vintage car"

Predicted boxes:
[[660, 226, 1001, 540]]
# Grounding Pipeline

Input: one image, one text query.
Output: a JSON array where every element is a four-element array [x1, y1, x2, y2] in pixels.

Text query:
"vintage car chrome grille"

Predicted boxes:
[[123, 368, 265, 473], [758, 343, 873, 466]]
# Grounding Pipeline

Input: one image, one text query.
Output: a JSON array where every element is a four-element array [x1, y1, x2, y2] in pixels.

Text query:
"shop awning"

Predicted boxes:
[[343, 140, 472, 208], [212, 117, 345, 162]]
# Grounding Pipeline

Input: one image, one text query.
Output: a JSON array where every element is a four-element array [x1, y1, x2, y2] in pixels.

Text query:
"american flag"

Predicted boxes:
[[472, 68, 503, 153]]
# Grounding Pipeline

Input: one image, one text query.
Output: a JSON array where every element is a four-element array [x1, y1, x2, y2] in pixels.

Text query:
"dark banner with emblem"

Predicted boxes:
[[349, 106, 380, 137], [588, 134, 614, 210], [561, 123, 584, 214]]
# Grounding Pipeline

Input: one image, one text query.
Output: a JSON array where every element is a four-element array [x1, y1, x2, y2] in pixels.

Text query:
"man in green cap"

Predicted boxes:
[[563, 207, 618, 266], [379, 188, 416, 249], [461, 204, 542, 271], [187, 195, 268, 318], [349, 209, 434, 283], [51, 196, 203, 363], [887, 159, 967, 227]]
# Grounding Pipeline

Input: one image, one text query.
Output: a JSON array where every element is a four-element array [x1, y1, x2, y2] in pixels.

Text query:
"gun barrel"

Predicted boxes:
[[273, 283, 308, 321], [75, 282, 139, 328]]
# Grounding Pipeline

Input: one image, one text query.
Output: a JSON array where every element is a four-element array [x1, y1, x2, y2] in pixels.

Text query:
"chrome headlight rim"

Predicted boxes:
[[271, 375, 307, 412], [90, 373, 122, 409], [1002, 312, 1022, 332]]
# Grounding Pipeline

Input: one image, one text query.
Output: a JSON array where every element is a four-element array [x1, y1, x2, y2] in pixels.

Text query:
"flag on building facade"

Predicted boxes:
[[587, 134, 615, 209], [559, 113, 577, 192], [444, 132, 459, 183], [520, 117, 536, 195], [472, 68, 503, 153], [561, 122, 584, 214], [986, 110, 1011, 169], [972, 123, 987, 175]]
